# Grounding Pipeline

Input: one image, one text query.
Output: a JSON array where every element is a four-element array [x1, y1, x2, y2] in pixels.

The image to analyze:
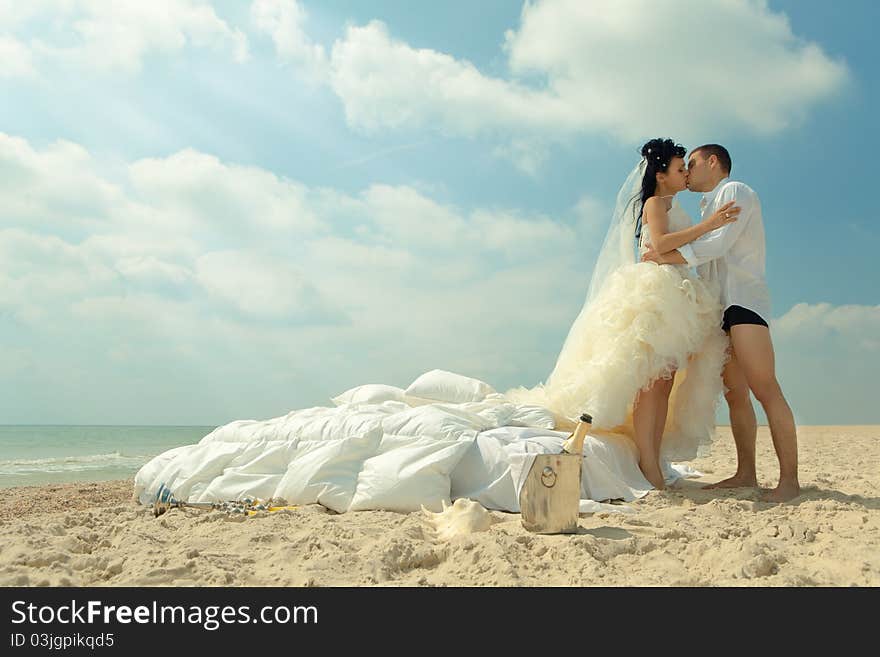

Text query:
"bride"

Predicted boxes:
[[504, 138, 739, 489]]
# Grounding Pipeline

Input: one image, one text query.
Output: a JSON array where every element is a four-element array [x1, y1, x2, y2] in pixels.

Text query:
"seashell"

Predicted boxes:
[[420, 498, 494, 542]]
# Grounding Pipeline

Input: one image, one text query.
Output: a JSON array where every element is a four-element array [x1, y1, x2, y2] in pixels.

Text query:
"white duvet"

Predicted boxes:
[[134, 371, 697, 514]]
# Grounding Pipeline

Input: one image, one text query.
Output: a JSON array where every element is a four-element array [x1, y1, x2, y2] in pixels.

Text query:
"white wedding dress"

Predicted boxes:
[[503, 203, 730, 461]]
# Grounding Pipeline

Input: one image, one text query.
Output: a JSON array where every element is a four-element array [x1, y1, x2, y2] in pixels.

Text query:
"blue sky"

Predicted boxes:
[[0, 0, 877, 425]]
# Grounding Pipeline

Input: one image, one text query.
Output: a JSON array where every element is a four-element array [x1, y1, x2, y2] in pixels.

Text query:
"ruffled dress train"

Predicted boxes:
[[504, 207, 729, 462]]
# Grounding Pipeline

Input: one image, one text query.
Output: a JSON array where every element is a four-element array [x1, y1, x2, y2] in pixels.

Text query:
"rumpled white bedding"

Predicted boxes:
[[134, 394, 700, 514]]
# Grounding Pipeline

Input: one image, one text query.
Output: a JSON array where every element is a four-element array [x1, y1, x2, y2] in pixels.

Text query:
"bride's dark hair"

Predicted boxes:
[[635, 138, 686, 242]]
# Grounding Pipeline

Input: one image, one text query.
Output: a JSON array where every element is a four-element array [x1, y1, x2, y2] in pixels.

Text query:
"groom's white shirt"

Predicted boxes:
[[677, 177, 772, 321]]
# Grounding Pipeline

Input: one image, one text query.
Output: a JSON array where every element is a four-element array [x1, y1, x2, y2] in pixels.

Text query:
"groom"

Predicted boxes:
[[642, 144, 800, 502]]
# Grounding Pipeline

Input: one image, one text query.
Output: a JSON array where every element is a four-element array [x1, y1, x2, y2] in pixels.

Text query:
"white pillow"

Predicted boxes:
[[405, 369, 496, 404], [274, 404, 395, 443], [506, 404, 557, 429], [381, 404, 490, 441], [349, 435, 472, 512], [402, 394, 436, 407], [331, 384, 406, 406], [450, 400, 517, 428]]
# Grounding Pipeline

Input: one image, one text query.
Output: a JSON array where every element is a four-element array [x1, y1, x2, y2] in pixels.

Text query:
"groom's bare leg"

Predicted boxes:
[[730, 325, 800, 502], [704, 347, 759, 489]]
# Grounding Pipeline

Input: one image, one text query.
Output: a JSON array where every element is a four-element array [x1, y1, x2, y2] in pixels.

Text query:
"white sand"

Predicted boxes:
[[0, 426, 877, 586]]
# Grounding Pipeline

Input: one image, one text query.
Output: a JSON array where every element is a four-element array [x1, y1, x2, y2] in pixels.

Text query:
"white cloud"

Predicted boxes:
[[0, 135, 340, 333], [492, 138, 551, 177], [0, 229, 122, 326], [321, 0, 850, 166], [81, 232, 201, 265], [359, 184, 468, 250], [0, 133, 608, 421], [471, 208, 576, 259], [505, 0, 849, 138], [128, 149, 321, 237], [0, 133, 126, 233], [328, 20, 574, 138], [774, 302, 880, 352], [0, 35, 34, 77], [251, 0, 326, 79], [4, 1, 849, 173], [354, 183, 590, 262], [0, 0, 248, 75], [307, 235, 416, 272], [114, 255, 194, 294], [195, 250, 343, 323], [768, 302, 880, 424]]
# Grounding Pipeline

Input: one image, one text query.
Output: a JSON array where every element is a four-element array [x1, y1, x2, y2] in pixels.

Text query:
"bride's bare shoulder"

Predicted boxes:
[[642, 196, 668, 219]]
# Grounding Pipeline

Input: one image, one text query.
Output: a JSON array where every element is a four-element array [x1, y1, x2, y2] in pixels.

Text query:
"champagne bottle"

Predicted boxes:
[[561, 413, 593, 455]]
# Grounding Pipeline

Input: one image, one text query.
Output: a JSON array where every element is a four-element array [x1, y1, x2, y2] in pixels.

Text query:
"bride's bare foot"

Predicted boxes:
[[702, 473, 757, 490], [639, 461, 665, 490], [760, 480, 800, 503]]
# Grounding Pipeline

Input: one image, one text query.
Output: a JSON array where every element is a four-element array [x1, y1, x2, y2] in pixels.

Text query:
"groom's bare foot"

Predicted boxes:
[[702, 473, 757, 489], [760, 481, 800, 503]]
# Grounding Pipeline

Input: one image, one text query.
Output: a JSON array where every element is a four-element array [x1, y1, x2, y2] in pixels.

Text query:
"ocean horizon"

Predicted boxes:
[[0, 425, 217, 489]]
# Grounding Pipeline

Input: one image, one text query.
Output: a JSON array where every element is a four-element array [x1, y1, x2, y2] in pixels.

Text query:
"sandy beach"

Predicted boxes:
[[1, 425, 877, 587]]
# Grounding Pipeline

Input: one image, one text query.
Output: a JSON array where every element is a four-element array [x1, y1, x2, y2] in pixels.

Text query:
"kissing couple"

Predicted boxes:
[[504, 138, 800, 502]]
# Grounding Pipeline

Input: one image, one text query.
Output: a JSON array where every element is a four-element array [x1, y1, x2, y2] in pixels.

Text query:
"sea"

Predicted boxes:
[[0, 425, 217, 488]]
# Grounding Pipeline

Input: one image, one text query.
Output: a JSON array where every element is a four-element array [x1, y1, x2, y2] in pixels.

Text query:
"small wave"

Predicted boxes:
[[0, 452, 150, 475]]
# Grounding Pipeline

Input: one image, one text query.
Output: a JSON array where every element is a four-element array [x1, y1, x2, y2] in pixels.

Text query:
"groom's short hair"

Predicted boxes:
[[693, 144, 732, 174]]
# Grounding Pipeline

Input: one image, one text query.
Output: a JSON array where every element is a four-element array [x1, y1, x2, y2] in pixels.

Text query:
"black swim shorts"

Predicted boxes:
[[722, 305, 769, 333]]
